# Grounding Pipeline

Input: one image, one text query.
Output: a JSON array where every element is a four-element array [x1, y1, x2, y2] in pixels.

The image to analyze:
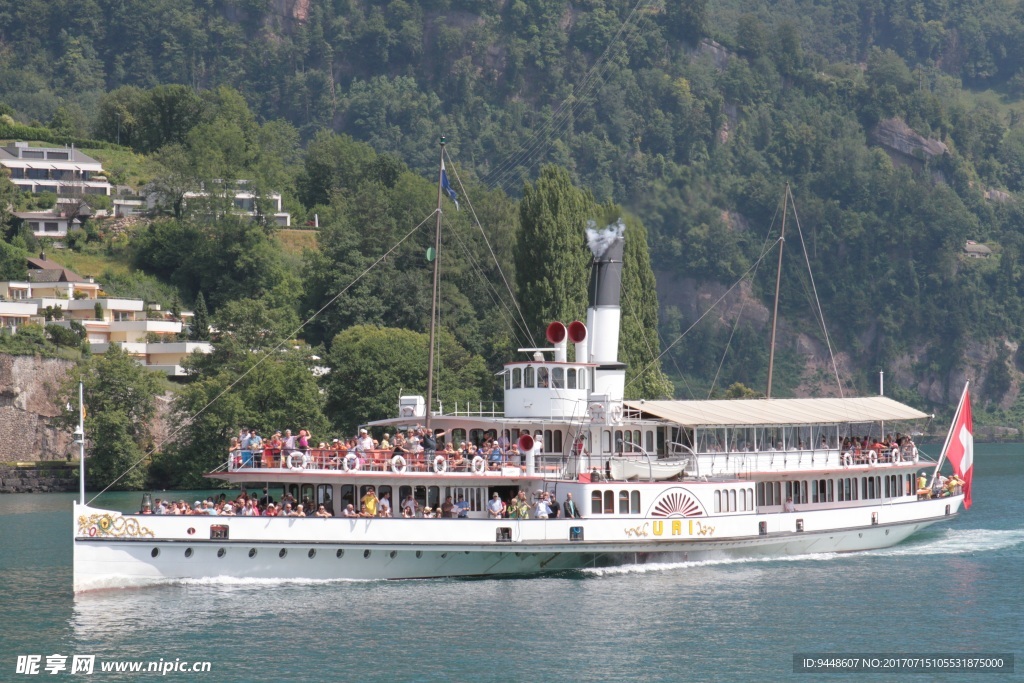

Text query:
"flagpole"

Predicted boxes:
[[425, 137, 445, 432], [766, 183, 788, 399], [930, 380, 969, 488], [77, 379, 85, 504]]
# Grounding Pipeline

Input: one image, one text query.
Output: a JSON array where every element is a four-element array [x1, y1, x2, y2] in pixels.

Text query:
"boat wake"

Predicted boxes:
[[853, 527, 1024, 558], [76, 574, 377, 594], [580, 552, 841, 577]]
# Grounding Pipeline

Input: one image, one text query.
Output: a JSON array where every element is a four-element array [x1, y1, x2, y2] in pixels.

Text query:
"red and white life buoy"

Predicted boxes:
[[471, 456, 487, 475], [433, 455, 448, 474], [391, 455, 407, 473]]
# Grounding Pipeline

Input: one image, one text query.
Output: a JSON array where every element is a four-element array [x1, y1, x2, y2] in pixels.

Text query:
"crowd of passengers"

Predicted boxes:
[[228, 425, 528, 470], [139, 487, 585, 520]]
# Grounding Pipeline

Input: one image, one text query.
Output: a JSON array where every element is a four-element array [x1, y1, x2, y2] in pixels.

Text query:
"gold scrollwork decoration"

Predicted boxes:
[[693, 521, 716, 536], [624, 522, 650, 538], [77, 513, 155, 538]]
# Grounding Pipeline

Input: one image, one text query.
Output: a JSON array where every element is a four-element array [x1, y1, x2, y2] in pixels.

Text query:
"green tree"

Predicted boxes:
[[618, 211, 673, 399], [322, 325, 492, 432], [55, 345, 164, 491], [191, 291, 210, 341], [164, 344, 329, 487], [515, 165, 596, 343]]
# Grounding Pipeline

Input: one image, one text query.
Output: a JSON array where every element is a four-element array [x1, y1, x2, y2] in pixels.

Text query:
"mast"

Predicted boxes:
[[766, 184, 788, 399], [425, 138, 445, 431]]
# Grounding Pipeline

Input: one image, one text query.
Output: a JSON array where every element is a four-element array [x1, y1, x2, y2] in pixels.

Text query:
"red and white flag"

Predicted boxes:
[[944, 388, 973, 509]]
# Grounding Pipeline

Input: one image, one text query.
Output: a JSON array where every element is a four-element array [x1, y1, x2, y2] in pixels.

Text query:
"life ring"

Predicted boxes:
[[471, 456, 486, 475], [433, 455, 448, 474], [867, 450, 878, 465], [342, 454, 360, 472], [891, 449, 901, 463], [401, 406, 414, 417], [609, 405, 623, 423], [286, 451, 303, 469], [841, 452, 853, 466], [588, 403, 605, 423], [391, 455, 407, 474]]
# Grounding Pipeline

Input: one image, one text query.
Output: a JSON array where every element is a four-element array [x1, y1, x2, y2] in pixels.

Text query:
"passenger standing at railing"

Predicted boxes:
[[228, 437, 240, 468], [298, 429, 310, 453], [357, 428, 374, 453], [249, 430, 263, 467], [283, 429, 296, 452]]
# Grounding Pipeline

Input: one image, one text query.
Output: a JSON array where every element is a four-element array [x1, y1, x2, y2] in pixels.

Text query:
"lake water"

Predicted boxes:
[[1, 444, 1020, 682]]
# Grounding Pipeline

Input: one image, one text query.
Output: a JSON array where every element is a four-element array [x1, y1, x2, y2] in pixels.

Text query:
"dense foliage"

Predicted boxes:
[[4, 0, 1024, 479]]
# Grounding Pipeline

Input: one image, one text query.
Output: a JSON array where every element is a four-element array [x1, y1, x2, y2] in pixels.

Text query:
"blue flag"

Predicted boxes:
[[441, 158, 459, 210]]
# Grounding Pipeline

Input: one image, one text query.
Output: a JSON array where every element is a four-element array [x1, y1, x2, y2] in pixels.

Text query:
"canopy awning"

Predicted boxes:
[[624, 396, 930, 427]]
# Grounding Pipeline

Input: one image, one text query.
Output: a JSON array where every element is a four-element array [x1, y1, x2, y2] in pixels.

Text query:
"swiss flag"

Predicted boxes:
[[945, 389, 973, 509]]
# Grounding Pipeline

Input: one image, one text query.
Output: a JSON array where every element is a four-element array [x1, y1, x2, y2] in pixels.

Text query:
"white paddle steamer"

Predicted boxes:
[[72, 220, 970, 591]]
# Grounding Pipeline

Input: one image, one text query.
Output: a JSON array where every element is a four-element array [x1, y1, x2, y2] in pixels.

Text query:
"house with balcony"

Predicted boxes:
[[0, 142, 112, 197], [149, 179, 291, 226], [0, 258, 212, 376]]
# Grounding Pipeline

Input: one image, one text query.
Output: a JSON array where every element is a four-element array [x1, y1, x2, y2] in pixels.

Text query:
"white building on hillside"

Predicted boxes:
[[0, 142, 112, 197]]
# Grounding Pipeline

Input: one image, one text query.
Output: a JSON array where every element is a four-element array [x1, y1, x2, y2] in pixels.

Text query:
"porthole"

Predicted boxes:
[[279, 548, 287, 558], [248, 548, 257, 558], [184, 548, 193, 558], [415, 551, 422, 559], [308, 549, 316, 559], [363, 549, 371, 559], [217, 548, 226, 558], [389, 550, 397, 559], [151, 548, 160, 558], [336, 549, 344, 558]]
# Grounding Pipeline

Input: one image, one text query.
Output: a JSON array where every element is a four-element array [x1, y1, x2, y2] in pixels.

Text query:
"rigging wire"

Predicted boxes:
[[443, 214, 532, 349], [444, 149, 537, 347], [788, 187, 846, 397], [87, 211, 438, 504]]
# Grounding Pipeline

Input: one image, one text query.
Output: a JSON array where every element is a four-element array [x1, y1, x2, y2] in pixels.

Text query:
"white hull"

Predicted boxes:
[[73, 496, 962, 591]]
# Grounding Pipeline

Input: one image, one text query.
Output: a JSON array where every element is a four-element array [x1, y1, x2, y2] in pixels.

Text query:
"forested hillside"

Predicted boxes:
[[4, 0, 1024, 447]]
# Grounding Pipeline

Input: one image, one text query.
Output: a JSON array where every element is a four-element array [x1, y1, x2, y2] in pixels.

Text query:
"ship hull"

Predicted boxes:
[[73, 497, 961, 591]]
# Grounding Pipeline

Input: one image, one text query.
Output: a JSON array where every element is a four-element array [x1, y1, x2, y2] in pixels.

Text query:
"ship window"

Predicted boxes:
[[603, 430, 611, 453], [537, 367, 549, 388], [504, 371, 510, 390], [512, 368, 521, 388], [427, 486, 440, 509], [524, 366, 535, 388], [741, 489, 747, 510], [632, 430, 641, 450], [552, 430, 563, 453], [544, 430, 553, 452], [756, 483, 764, 506], [591, 491, 602, 515], [645, 431, 654, 453], [631, 491, 640, 514], [614, 430, 624, 453], [885, 476, 891, 498], [552, 367, 564, 388], [619, 490, 630, 514], [827, 479, 834, 502], [773, 482, 781, 505], [730, 489, 737, 511], [340, 484, 355, 510], [567, 369, 577, 389], [604, 490, 614, 514], [714, 490, 721, 513]]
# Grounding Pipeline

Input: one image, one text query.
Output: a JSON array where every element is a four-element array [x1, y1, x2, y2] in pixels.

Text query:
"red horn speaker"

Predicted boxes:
[[546, 321, 567, 344], [518, 433, 534, 453], [568, 320, 587, 343]]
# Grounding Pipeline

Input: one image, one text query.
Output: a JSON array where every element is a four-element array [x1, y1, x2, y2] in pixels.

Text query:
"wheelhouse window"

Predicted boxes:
[[591, 491, 602, 515], [512, 368, 521, 389], [524, 366, 535, 388], [537, 367, 549, 388], [619, 490, 630, 514], [631, 491, 640, 514], [552, 367, 564, 388], [567, 369, 577, 389], [603, 490, 614, 514]]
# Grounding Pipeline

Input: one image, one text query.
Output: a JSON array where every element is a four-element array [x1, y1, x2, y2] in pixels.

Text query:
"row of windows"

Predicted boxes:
[[714, 488, 755, 512], [590, 490, 641, 515], [757, 474, 916, 506], [507, 366, 588, 390], [283, 483, 489, 514]]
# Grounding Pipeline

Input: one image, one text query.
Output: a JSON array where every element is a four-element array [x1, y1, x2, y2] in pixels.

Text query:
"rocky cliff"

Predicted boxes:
[[0, 354, 76, 463]]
